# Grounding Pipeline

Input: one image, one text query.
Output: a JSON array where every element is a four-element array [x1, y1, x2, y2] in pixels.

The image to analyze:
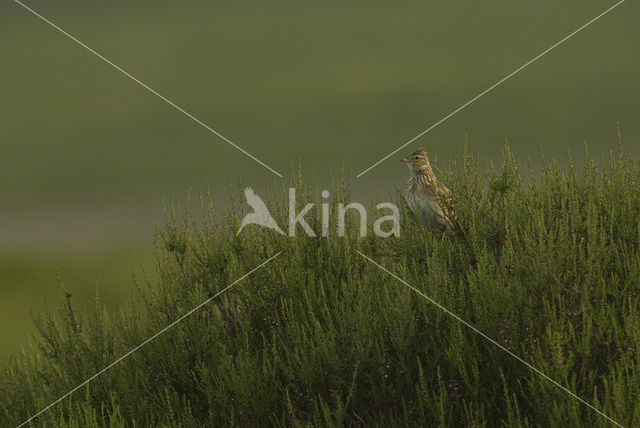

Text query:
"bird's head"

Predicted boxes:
[[402, 148, 432, 173]]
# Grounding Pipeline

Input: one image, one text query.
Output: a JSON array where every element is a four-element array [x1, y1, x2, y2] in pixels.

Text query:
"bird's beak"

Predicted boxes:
[[401, 157, 411, 163]]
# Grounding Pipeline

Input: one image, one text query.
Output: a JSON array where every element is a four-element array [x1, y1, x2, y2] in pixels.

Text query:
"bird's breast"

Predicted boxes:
[[406, 194, 446, 229]]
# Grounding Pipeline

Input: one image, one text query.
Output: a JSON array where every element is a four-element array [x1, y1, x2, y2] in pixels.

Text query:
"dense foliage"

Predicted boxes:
[[2, 144, 639, 427]]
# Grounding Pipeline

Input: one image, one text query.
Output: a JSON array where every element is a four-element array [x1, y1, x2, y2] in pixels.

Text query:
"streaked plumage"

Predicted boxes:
[[402, 148, 453, 230]]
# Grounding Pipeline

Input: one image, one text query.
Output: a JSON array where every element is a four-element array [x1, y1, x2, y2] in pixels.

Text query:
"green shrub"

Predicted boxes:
[[2, 144, 639, 427]]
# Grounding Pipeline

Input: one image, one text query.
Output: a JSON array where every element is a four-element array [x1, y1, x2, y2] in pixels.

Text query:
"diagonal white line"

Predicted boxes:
[[13, 0, 283, 178], [17, 251, 282, 428], [356, 0, 626, 178], [357, 251, 624, 427]]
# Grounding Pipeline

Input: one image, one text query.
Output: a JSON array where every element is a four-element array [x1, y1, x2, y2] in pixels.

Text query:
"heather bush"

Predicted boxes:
[[2, 144, 639, 427]]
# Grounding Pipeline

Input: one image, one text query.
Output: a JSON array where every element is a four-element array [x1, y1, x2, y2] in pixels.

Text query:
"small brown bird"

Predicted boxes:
[[402, 148, 453, 232]]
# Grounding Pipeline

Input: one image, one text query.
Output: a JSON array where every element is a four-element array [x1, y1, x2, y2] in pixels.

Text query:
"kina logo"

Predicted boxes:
[[237, 188, 285, 235], [237, 187, 400, 238]]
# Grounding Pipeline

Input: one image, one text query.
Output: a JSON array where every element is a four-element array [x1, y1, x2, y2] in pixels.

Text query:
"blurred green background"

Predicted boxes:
[[1, 0, 638, 365]]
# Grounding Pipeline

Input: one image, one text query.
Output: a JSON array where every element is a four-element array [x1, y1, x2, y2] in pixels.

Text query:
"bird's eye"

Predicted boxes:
[[414, 156, 419, 160]]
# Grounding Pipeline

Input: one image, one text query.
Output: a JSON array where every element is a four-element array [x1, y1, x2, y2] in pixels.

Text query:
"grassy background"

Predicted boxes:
[[1, 0, 639, 364]]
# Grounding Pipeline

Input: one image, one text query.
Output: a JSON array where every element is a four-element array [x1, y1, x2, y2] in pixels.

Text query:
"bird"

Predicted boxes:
[[402, 148, 453, 232], [237, 187, 285, 235]]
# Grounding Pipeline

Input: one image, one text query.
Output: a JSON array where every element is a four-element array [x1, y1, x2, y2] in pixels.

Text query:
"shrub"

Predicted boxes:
[[2, 144, 639, 427]]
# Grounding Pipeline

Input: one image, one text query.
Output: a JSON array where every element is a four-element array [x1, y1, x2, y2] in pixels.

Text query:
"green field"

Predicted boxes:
[[1, 0, 639, 368]]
